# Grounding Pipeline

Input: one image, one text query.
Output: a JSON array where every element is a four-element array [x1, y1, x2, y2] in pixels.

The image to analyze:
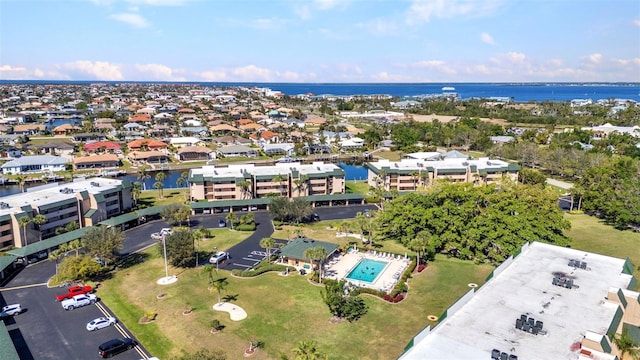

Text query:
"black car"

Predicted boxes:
[[98, 337, 136, 358]]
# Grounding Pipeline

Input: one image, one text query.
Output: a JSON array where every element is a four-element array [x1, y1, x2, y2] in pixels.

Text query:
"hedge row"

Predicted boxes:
[[231, 263, 294, 277]]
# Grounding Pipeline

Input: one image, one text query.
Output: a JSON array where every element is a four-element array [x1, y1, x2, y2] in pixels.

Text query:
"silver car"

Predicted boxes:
[[86, 316, 117, 331], [0, 304, 22, 318]]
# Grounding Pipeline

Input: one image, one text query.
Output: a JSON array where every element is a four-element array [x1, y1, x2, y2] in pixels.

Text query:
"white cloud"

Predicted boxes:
[[125, 0, 188, 6], [314, 0, 343, 10], [134, 63, 185, 81], [61, 61, 123, 80], [481, 32, 496, 45], [199, 70, 228, 82], [109, 13, 151, 28], [586, 53, 603, 64], [490, 52, 527, 64], [406, 0, 505, 25], [633, 19, 640, 27], [357, 18, 398, 36], [0, 65, 29, 79], [293, 0, 349, 20], [370, 72, 414, 82]]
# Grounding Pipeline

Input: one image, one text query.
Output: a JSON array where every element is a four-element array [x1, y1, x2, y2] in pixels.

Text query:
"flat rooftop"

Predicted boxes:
[[0, 177, 125, 210], [400, 242, 633, 360]]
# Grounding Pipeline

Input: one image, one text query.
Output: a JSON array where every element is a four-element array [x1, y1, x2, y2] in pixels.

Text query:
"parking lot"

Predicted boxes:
[[1, 263, 148, 360], [0, 204, 379, 358]]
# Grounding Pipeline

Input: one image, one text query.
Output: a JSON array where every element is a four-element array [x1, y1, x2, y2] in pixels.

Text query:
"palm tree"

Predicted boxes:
[[303, 246, 328, 284], [237, 180, 252, 200], [292, 340, 323, 360], [225, 213, 235, 230], [272, 174, 287, 196], [49, 248, 64, 281], [613, 328, 640, 360], [132, 182, 142, 206], [155, 172, 166, 198], [15, 175, 26, 193], [138, 167, 151, 191], [210, 277, 229, 305], [67, 239, 84, 256], [338, 221, 351, 236], [31, 214, 47, 242], [259, 237, 276, 263], [355, 212, 369, 243], [17, 216, 31, 246]]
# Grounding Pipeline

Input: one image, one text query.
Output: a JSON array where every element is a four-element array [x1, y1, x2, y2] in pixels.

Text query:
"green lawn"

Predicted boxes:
[[100, 238, 493, 359], [345, 180, 369, 195], [565, 213, 640, 287]]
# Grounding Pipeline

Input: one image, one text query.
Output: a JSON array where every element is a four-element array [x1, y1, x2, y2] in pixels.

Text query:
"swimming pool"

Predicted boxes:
[[345, 259, 388, 283]]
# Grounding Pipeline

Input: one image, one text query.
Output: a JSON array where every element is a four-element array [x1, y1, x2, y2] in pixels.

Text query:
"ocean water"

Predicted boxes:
[[2, 81, 639, 102]]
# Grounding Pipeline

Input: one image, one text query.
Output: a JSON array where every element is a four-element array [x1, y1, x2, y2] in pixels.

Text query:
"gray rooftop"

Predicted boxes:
[[1, 155, 67, 168], [399, 242, 633, 360]]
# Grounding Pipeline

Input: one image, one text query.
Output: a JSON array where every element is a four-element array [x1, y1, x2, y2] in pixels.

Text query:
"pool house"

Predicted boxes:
[[278, 237, 339, 271]]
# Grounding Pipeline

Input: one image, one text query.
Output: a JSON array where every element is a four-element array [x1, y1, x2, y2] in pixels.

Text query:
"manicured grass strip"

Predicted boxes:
[[345, 180, 370, 195]]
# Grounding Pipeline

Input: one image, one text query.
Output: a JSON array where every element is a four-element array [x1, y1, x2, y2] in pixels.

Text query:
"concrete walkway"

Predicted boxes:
[[213, 302, 247, 321], [546, 178, 573, 190]]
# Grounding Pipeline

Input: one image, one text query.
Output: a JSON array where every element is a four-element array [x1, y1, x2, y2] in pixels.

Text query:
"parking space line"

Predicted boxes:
[[94, 301, 149, 359], [0, 282, 48, 291], [232, 263, 253, 268], [241, 257, 262, 262]]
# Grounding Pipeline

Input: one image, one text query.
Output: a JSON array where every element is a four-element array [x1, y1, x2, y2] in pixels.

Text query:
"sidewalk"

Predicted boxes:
[[546, 178, 573, 190]]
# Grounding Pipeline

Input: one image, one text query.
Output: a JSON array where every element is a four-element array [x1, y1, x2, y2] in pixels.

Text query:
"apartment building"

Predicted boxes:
[[365, 158, 519, 191], [400, 242, 639, 360], [188, 162, 345, 201], [0, 178, 133, 249]]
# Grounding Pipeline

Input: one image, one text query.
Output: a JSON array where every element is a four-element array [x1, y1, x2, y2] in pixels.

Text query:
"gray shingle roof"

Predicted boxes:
[[1, 155, 67, 168]]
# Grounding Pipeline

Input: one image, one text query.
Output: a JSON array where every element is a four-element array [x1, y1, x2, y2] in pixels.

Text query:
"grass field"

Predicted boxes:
[[345, 180, 370, 195], [565, 213, 640, 287], [100, 224, 493, 360]]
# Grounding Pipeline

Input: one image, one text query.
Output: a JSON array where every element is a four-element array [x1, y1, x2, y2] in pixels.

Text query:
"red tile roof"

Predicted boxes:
[[83, 141, 122, 151], [127, 139, 168, 150]]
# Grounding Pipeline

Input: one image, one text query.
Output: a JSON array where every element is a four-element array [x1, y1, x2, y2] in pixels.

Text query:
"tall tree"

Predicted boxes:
[[161, 230, 195, 268], [138, 167, 151, 191], [259, 237, 276, 263], [31, 214, 47, 242], [132, 181, 142, 206], [155, 172, 166, 198], [303, 246, 328, 283], [82, 226, 124, 265], [17, 216, 31, 246], [613, 328, 640, 360], [292, 340, 324, 360], [210, 277, 229, 305]]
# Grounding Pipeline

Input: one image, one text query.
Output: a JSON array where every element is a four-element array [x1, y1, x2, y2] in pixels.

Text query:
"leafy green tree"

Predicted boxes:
[[32, 214, 47, 242], [57, 255, 103, 282], [161, 230, 195, 268], [82, 226, 124, 265], [321, 280, 368, 323], [66, 239, 85, 256], [518, 168, 547, 186], [259, 237, 276, 263], [162, 203, 190, 226]]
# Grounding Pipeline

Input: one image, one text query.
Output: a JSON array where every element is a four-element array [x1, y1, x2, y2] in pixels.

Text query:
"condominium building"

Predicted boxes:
[[0, 177, 133, 249], [188, 162, 345, 201], [366, 158, 519, 192], [399, 242, 639, 360]]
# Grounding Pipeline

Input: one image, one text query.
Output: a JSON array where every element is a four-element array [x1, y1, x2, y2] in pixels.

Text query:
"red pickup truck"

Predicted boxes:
[[56, 285, 93, 301]]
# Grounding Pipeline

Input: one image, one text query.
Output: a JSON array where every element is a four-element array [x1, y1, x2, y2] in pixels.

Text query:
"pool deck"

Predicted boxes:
[[323, 250, 411, 292]]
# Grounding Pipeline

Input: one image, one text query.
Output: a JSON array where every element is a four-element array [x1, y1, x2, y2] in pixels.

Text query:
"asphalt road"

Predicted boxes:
[[1, 263, 147, 360]]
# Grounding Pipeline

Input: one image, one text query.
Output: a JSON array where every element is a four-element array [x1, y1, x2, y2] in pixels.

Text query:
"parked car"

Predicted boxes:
[[0, 304, 22, 318], [218, 220, 226, 228], [209, 251, 229, 264], [160, 228, 172, 235], [61, 294, 97, 310], [98, 338, 136, 358], [86, 316, 117, 331], [56, 285, 93, 301]]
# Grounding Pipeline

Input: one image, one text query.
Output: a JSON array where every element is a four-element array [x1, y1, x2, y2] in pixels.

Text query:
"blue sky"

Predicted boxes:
[[1, 0, 639, 82]]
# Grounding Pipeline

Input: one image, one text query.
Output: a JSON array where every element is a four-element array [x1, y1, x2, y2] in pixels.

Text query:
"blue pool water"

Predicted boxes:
[[345, 259, 388, 283]]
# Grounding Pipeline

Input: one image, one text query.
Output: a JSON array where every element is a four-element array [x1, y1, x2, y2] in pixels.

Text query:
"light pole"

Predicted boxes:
[[163, 234, 169, 278]]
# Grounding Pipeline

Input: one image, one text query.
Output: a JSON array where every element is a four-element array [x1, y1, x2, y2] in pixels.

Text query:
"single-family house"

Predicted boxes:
[[176, 146, 215, 161], [263, 143, 294, 156], [83, 141, 122, 154], [217, 145, 258, 158], [73, 154, 120, 170], [72, 133, 107, 143], [127, 139, 168, 152], [128, 114, 152, 123], [12, 124, 46, 135], [340, 137, 364, 151], [490, 136, 516, 145], [26, 141, 76, 161], [0, 146, 22, 159], [180, 126, 208, 137], [1, 155, 67, 175], [239, 123, 266, 133], [52, 124, 82, 136], [168, 137, 207, 148], [210, 124, 241, 133], [128, 151, 169, 164]]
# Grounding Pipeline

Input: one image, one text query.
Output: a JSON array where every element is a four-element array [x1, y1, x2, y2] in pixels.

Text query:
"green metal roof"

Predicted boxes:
[[94, 193, 105, 203], [83, 208, 97, 218], [302, 193, 364, 201], [0, 323, 19, 360], [279, 237, 338, 260], [0, 214, 10, 222], [435, 168, 467, 175], [190, 198, 272, 209], [0, 254, 17, 273], [507, 163, 520, 172], [98, 212, 139, 227], [39, 197, 77, 211], [7, 227, 90, 257], [189, 173, 204, 183], [136, 205, 169, 216], [79, 190, 89, 200]]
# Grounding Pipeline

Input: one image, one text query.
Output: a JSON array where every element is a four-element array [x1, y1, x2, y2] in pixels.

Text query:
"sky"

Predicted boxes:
[[1, 0, 639, 83]]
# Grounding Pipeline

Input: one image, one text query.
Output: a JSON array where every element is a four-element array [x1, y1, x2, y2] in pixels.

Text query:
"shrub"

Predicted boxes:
[[235, 223, 256, 231], [231, 264, 293, 277], [144, 311, 157, 321]]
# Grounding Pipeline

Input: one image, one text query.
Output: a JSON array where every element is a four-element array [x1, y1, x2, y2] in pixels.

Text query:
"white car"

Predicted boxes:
[[86, 316, 117, 331], [209, 251, 229, 264], [0, 304, 22, 318], [160, 228, 172, 235]]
